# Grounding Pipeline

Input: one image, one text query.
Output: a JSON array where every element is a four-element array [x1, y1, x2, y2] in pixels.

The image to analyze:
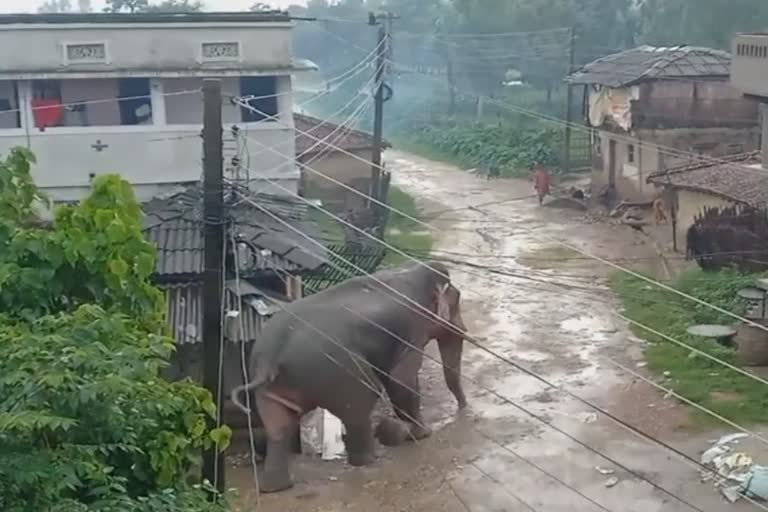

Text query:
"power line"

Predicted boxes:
[[231, 185, 710, 511], [234, 97, 768, 336], [225, 134, 768, 454]]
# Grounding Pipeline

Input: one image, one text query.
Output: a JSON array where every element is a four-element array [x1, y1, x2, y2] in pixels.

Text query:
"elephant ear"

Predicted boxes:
[[435, 282, 451, 322]]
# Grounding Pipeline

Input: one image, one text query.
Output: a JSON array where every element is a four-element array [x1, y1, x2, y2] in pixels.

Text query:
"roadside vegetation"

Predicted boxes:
[[382, 186, 433, 267], [400, 118, 562, 178], [0, 148, 230, 512], [612, 269, 768, 426]]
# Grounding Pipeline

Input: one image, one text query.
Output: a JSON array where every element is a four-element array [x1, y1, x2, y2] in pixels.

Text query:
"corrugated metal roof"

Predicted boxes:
[[143, 184, 329, 278], [163, 280, 289, 345], [566, 45, 732, 87]]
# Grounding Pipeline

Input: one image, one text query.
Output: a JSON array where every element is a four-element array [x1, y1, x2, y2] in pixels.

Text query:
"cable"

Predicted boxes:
[[233, 98, 768, 337], [213, 217, 227, 491], [316, 28, 765, 177], [2, 87, 200, 118], [229, 125, 768, 413], [230, 231, 261, 504], [231, 189, 705, 511]]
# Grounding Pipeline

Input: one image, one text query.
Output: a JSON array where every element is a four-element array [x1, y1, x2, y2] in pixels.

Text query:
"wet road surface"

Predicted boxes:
[[231, 151, 759, 511]]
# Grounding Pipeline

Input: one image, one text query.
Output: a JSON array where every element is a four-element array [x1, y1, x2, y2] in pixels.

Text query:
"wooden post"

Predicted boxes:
[[563, 27, 576, 174], [201, 79, 226, 495]]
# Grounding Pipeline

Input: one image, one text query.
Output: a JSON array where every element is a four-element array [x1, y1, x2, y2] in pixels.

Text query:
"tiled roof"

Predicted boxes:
[[566, 45, 731, 87], [143, 184, 329, 278], [646, 151, 766, 205], [294, 113, 390, 156]]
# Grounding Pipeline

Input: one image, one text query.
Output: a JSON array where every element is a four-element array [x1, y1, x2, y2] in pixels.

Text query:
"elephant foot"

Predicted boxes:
[[408, 422, 432, 441], [261, 438, 294, 494], [347, 449, 376, 467], [260, 471, 294, 494], [375, 417, 431, 446], [344, 422, 376, 467], [375, 417, 410, 446]]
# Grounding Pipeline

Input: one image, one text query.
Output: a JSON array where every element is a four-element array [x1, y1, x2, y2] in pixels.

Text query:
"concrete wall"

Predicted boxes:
[[634, 80, 760, 129], [762, 104, 768, 164], [0, 75, 297, 202], [300, 149, 373, 212], [674, 189, 736, 244], [732, 34, 768, 98], [0, 22, 292, 76], [593, 126, 762, 200]]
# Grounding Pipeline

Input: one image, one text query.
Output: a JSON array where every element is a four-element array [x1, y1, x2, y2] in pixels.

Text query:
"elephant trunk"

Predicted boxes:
[[436, 311, 467, 409]]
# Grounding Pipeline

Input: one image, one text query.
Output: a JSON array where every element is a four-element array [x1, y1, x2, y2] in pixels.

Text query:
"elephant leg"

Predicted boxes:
[[386, 350, 431, 441], [255, 391, 299, 493], [438, 335, 467, 409]]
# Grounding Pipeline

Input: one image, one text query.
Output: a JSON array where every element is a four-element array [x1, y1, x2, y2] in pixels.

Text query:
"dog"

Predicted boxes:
[[653, 198, 668, 225]]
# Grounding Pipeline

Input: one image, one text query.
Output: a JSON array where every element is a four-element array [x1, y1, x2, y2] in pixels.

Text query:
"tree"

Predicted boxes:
[[636, 0, 768, 49], [144, 0, 204, 12], [0, 148, 230, 512], [38, 0, 72, 13], [104, 0, 148, 12], [104, 0, 203, 12]]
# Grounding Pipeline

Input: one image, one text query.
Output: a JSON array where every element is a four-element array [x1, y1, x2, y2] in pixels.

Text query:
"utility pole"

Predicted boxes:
[[369, 12, 388, 207], [201, 79, 226, 496], [563, 27, 576, 174]]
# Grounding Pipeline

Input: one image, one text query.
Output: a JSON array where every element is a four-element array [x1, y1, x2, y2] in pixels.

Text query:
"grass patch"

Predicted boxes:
[[306, 206, 345, 243], [612, 269, 768, 426], [382, 186, 433, 267]]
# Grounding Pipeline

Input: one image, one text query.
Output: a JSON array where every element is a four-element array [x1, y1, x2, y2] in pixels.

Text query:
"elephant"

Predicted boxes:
[[376, 282, 467, 446], [230, 262, 465, 493]]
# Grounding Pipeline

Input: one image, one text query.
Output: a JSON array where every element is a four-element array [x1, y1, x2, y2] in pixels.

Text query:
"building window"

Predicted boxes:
[[627, 143, 635, 163], [29, 78, 152, 129], [0, 80, 20, 129], [240, 76, 278, 123]]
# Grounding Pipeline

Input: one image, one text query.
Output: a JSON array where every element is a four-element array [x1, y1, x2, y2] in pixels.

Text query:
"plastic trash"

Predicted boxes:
[[595, 466, 615, 475], [605, 477, 619, 488], [745, 465, 768, 501]]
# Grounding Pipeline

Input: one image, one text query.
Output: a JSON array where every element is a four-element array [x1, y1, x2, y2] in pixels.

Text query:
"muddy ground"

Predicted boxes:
[[229, 151, 764, 511]]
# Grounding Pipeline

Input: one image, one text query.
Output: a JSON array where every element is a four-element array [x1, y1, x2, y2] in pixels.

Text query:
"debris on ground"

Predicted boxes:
[[699, 432, 763, 503], [604, 477, 620, 488], [595, 466, 615, 475]]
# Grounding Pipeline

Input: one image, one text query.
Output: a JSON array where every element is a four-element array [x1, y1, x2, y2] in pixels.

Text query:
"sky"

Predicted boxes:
[[0, 0, 306, 13]]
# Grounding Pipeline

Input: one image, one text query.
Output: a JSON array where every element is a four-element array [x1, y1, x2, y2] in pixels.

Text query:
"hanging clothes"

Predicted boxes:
[[31, 98, 63, 129]]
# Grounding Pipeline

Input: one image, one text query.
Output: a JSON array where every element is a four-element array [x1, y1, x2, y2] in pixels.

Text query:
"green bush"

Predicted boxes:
[[404, 118, 562, 176], [0, 148, 230, 512], [613, 269, 768, 425]]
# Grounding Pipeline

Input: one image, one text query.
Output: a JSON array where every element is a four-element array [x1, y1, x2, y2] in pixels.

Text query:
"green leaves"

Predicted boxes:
[[410, 119, 562, 176], [0, 149, 228, 512]]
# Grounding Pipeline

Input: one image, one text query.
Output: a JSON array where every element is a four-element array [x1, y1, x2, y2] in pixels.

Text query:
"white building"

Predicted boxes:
[[0, 12, 314, 201]]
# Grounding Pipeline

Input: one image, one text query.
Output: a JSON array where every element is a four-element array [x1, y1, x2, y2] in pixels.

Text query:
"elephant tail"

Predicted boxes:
[[230, 360, 276, 414], [230, 379, 262, 415]]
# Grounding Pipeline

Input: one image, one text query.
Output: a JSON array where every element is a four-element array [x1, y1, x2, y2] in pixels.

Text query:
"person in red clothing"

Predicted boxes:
[[532, 162, 551, 205]]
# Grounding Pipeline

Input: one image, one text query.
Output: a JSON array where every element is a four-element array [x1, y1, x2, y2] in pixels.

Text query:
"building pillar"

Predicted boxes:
[[761, 103, 768, 168], [150, 78, 167, 126], [17, 80, 33, 139]]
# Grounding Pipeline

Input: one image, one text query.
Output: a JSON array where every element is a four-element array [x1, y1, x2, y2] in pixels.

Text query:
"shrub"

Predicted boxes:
[[405, 119, 562, 176], [0, 148, 230, 512]]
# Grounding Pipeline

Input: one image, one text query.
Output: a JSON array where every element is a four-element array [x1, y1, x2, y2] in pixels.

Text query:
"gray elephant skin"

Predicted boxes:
[[231, 262, 467, 493]]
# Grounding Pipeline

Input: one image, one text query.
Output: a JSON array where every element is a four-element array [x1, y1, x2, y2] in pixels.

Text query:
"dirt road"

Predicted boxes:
[[233, 151, 757, 511]]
